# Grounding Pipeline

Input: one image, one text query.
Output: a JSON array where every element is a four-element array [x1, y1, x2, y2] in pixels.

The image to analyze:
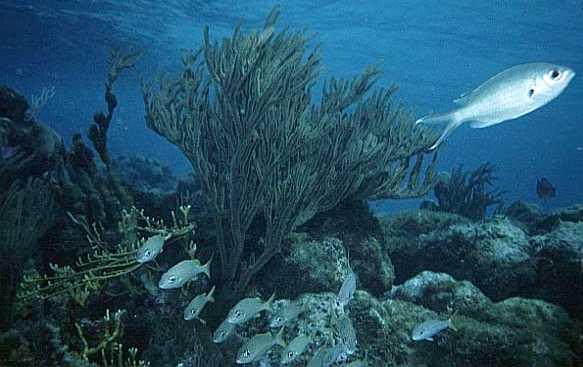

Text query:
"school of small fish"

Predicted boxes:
[[142, 225, 463, 366]]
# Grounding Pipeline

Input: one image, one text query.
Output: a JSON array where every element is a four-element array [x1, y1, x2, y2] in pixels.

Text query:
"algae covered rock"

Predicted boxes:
[[113, 155, 176, 196], [348, 236, 394, 296], [0, 85, 28, 121], [350, 291, 432, 366], [505, 200, 546, 230], [388, 271, 492, 317], [389, 216, 537, 301], [381, 209, 468, 269], [265, 237, 349, 299], [530, 221, 583, 318], [422, 297, 581, 367], [532, 204, 583, 233], [264, 235, 394, 299]]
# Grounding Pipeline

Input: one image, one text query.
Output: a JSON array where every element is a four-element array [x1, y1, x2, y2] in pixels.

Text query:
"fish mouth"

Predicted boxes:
[[563, 67, 576, 82]]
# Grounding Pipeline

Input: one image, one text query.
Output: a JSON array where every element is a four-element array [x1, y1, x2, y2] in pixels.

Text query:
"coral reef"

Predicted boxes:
[[2, 6, 583, 367], [530, 221, 583, 318], [88, 48, 141, 169], [143, 7, 437, 306], [0, 179, 56, 330], [430, 163, 505, 220]]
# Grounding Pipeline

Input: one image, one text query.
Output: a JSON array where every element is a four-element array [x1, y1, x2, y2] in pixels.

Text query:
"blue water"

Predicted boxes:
[[2, 0, 582, 210]]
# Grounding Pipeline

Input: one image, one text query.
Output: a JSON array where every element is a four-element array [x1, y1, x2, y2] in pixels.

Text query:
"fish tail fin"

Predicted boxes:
[[275, 327, 286, 347], [448, 310, 458, 332], [416, 110, 465, 150], [448, 318, 458, 332], [202, 253, 213, 279], [207, 285, 216, 303], [265, 292, 276, 312]]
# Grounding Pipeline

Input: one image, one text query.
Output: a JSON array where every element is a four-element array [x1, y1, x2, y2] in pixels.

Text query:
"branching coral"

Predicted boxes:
[[74, 309, 150, 366], [143, 7, 438, 301], [433, 163, 505, 220], [21, 206, 193, 306], [89, 47, 141, 169]]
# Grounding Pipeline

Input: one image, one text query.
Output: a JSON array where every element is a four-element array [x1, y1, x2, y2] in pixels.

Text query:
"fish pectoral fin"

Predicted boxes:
[[453, 93, 471, 106], [426, 337, 434, 342]]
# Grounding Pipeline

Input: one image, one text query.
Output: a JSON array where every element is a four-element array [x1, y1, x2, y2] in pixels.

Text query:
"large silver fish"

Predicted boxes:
[[417, 62, 575, 150]]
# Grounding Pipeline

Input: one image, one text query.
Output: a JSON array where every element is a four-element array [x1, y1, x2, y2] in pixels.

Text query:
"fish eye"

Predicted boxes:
[[220, 331, 225, 336], [235, 310, 241, 317], [243, 350, 251, 357], [191, 309, 196, 314], [550, 69, 561, 80], [169, 276, 176, 282], [288, 351, 294, 358], [145, 250, 151, 256]]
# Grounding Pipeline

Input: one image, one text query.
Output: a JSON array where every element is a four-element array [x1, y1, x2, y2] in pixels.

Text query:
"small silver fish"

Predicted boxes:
[[213, 318, 236, 343], [280, 334, 311, 364], [135, 234, 170, 263], [411, 317, 455, 341], [183, 285, 215, 321], [306, 348, 327, 367], [236, 328, 286, 364], [227, 293, 275, 325], [346, 360, 368, 367], [158, 257, 211, 289], [337, 315, 357, 355], [337, 270, 357, 308], [320, 343, 344, 366], [417, 62, 575, 150], [270, 301, 301, 328]]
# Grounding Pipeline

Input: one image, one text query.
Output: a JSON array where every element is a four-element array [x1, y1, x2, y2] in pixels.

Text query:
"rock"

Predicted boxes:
[[232, 287, 582, 367], [265, 237, 349, 299], [351, 292, 431, 366], [348, 236, 394, 296], [113, 155, 176, 196], [263, 235, 393, 300], [421, 314, 577, 367], [532, 205, 583, 233], [388, 216, 537, 301], [0, 85, 28, 121], [504, 200, 545, 231], [388, 271, 492, 318], [381, 209, 468, 255], [530, 221, 583, 319]]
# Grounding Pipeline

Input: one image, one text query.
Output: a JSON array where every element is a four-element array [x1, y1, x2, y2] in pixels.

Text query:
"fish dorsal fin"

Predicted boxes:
[[454, 81, 486, 106]]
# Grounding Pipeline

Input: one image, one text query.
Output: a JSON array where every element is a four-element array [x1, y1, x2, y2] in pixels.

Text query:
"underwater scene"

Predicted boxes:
[[1, 1, 583, 366]]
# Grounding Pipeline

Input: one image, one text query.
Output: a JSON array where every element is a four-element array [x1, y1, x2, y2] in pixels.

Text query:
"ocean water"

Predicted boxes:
[[2, 0, 581, 210], [1, 1, 583, 366]]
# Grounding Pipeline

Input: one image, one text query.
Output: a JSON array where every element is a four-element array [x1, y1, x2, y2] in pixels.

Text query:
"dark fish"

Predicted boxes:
[[536, 177, 556, 199]]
